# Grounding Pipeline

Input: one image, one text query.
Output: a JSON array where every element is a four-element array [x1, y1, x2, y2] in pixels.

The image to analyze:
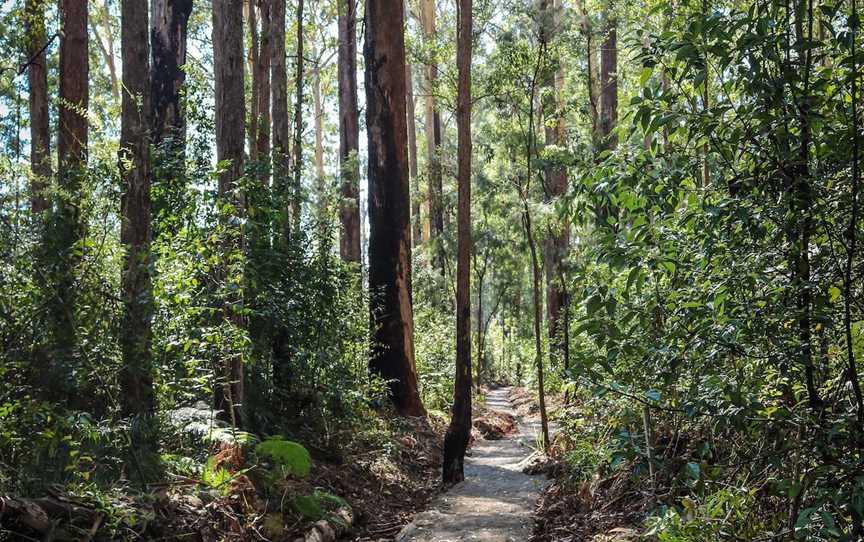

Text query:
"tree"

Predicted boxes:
[[541, 0, 570, 373], [271, 0, 291, 241], [338, 0, 360, 262], [421, 0, 444, 256], [119, 0, 154, 417], [442, 0, 472, 484], [292, 0, 305, 230], [151, 0, 193, 230], [364, 0, 426, 416], [25, 0, 50, 214], [151, 0, 192, 146], [406, 62, 422, 246], [255, 0, 272, 167], [53, 0, 89, 399], [212, 0, 246, 427]]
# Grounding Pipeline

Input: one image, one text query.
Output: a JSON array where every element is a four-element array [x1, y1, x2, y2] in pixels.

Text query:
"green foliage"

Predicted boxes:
[[291, 489, 349, 521], [255, 437, 312, 478]]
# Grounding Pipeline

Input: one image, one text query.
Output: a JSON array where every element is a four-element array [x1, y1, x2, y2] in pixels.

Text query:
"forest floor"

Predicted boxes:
[[394, 387, 551, 542]]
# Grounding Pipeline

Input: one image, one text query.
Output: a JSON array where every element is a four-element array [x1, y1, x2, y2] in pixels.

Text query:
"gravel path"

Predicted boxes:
[[394, 387, 550, 542]]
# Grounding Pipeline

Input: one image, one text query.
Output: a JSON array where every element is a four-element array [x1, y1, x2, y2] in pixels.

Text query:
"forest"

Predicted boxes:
[[1, 0, 864, 539]]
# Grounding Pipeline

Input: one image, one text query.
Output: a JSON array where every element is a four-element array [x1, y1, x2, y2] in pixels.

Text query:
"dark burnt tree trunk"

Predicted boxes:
[[151, 0, 192, 146], [338, 0, 361, 263], [443, 0, 472, 484], [52, 0, 89, 400], [364, 0, 426, 417], [26, 0, 50, 214], [150, 0, 192, 231], [292, 0, 305, 231], [212, 0, 246, 427], [119, 0, 155, 418], [406, 62, 422, 246]]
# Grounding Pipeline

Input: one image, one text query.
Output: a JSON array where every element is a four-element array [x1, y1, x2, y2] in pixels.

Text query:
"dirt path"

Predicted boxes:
[[395, 387, 549, 542]]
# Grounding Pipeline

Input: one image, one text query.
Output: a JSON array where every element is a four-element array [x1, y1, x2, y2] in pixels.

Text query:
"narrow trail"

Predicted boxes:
[[395, 387, 549, 542]]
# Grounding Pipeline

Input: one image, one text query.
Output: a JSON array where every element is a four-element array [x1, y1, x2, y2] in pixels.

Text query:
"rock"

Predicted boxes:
[[305, 519, 335, 542]]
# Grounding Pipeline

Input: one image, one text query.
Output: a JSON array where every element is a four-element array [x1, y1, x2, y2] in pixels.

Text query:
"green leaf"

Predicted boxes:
[[256, 437, 312, 478]]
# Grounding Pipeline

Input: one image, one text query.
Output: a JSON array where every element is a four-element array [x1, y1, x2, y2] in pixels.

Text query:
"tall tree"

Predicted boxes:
[[25, 0, 50, 213], [271, 0, 291, 241], [442, 0, 472, 484], [212, 0, 246, 427], [53, 0, 89, 397], [255, 0, 272, 164], [421, 0, 444, 255], [292, 0, 305, 230], [599, 7, 617, 152], [541, 0, 570, 372], [406, 62, 423, 246], [119, 0, 154, 417], [151, 0, 193, 147], [338, 0, 360, 262], [151, 0, 193, 233], [364, 0, 426, 416]]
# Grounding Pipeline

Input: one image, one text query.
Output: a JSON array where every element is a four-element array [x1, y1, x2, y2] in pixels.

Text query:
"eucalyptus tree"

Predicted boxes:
[[365, 0, 426, 416]]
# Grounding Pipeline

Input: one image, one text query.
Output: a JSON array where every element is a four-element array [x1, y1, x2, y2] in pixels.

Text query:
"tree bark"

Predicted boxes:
[[421, 0, 444, 256], [212, 0, 246, 427], [364, 0, 426, 417], [25, 0, 50, 213], [292, 0, 305, 231], [256, 0, 272, 165], [443, 0, 472, 484], [541, 0, 569, 370], [150, 0, 192, 146], [120, 0, 155, 417], [338, 0, 361, 262], [52, 0, 89, 399], [313, 58, 325, 222], [599, 10, 617, 152], [406, 62, 423, 246], [248, 0, 259, 159], [271, 0, 291, 243]]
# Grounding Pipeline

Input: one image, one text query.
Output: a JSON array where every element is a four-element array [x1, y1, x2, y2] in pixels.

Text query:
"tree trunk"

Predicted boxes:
[[313, 59, 325, 222], [406, 62, 423, 246], [212, 0, 246, 427], [120, 0, 154, 418], [421, 0, 444, 258], [25, 0, 50, 213], [150, 0, 192, 236], [443, 0, 472, 483], [256, 0, 272, 165], [151, 0, 192, 146], [271, 0, 291, 243], [292, 0, 305, 231], [364, 0, 426, 417], [338, 0, 361, 262], [541, 0, 569, 370], [599, 11, 617, 152], [248, 0, 259, 159], [53, 0, 89, 400]]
